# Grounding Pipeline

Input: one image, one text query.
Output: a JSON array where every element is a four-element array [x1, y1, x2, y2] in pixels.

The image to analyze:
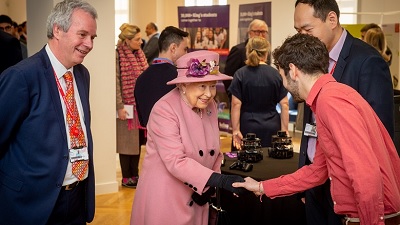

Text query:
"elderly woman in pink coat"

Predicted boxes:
[[130, 50, 247, 225]]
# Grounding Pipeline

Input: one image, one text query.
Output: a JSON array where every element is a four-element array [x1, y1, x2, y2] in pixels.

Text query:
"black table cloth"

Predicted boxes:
[[220, 151, 307, 225]]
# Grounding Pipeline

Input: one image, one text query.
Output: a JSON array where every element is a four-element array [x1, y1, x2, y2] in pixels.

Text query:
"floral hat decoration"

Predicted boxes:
[[167, 50, 233, 85]]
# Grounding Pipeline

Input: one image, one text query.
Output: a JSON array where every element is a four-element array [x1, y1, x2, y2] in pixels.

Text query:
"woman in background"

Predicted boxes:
[[229, 36, 289, 148], [131, 50, 246, 225], [363, 27, 392, 65], [116, 23, 148, 188]]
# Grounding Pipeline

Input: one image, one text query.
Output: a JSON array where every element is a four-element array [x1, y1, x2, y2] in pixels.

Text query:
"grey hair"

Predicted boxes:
[[46, 0, 98, 39], [248, 19, 268, 31]]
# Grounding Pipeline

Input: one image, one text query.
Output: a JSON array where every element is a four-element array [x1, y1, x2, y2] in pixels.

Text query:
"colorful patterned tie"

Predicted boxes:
[[64, 71, 88, 181]]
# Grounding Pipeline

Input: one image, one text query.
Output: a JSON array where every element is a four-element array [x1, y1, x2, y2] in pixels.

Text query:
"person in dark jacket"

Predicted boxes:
[[135, 26, 189, 128]]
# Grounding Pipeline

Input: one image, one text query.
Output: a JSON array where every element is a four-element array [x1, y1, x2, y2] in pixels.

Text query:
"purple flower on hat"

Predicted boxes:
[[186, 58, 218, 77]]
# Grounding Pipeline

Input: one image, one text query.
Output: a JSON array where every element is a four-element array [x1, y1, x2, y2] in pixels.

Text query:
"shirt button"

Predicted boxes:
[[333, 201, 336, 205], [380, 216, 384, 220], [329, 177, 332, 180]]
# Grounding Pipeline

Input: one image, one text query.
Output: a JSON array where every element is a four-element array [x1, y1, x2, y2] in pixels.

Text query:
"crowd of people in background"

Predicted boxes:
[[0, 14, 27, 74]]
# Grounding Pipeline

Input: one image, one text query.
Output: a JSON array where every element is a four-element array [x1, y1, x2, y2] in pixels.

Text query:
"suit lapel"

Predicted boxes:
[[40, 48, 69, 143], [333, 31, 353, 82]]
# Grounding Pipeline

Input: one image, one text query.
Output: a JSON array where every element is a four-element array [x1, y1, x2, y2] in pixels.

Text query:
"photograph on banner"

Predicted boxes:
[[178, 5, 230, 53], [178, 5, 231, 132]]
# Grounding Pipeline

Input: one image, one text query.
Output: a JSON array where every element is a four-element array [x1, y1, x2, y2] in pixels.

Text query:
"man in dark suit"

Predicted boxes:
[[135, 26, 189, 127], [143, 22, 160, 65], [294, 0, 394, 225], [0, 1, 98, 224], [0, 29, 22, 74]]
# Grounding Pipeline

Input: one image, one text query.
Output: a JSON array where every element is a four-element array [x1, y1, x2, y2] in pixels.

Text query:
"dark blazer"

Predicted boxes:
[[298, 31, 395, 170], [143, 33, 160, 65], [0, 30, 23, 74], [135, 62, 176, 127], [223, 40, 248, 94], [0, 47, 95, 224]]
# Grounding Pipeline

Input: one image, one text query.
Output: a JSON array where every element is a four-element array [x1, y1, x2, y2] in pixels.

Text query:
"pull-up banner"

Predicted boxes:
[[238, 2, 271, 43], [178, 5, 230, 52]]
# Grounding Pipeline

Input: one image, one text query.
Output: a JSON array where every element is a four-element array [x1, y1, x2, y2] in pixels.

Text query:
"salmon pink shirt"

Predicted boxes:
[[262, 74, 400, 225]]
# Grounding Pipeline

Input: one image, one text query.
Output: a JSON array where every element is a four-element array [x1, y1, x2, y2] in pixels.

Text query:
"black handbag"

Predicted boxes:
[[208, 188, 231, 225]]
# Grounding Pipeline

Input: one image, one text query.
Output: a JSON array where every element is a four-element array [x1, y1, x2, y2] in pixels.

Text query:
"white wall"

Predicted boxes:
[[1, 0, 399, 195], [85, 0, 118, 195], [6, 0, 25, 23], [359, 0, 400, 24], [0, 0, 6, 15]]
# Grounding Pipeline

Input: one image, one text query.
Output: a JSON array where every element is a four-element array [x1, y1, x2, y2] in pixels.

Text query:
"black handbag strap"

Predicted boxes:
[[210, 187, 223, 211]]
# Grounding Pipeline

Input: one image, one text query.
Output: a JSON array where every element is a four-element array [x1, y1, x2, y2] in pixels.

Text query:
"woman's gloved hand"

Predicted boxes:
[[191, 187, 216, 206], [206, 172, 248, 195]]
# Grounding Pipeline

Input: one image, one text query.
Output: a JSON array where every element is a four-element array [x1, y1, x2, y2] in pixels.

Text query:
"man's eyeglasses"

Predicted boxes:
[[0, 25, 12, 32], [251, 30, 268, 35]]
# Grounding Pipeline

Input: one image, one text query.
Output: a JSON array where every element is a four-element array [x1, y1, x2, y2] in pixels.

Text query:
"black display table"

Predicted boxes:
[[220, 151, 307, 225]]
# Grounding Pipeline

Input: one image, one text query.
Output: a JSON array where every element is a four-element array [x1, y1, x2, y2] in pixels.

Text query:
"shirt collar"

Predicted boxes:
[[148, 32, 159, 39], [329, 28, 347, 63], [152, 57, 174, 65], [306, 74, 337, 110], [45, 44, 73, 79]]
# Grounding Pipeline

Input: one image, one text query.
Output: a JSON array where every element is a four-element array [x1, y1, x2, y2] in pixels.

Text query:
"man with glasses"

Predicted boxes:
[[0, 14, 23, 74], [224, 19, 270, 82]]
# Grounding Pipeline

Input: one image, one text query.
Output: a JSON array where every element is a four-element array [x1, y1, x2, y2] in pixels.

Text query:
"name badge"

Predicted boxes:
[[304, 123, 317, 137], [69, 147, 89, 163]]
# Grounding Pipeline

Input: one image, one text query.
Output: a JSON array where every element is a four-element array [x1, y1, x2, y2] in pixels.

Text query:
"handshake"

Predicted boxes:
[[192, 173, 250, 206], [191, 173, 265, 206]]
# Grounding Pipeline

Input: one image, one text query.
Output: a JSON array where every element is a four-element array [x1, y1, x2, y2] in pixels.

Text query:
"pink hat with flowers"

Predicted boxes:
[[167, 50, 233, 85]]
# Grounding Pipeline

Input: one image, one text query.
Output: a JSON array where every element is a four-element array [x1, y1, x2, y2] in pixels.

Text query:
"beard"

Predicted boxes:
[[287, 77, 304, 103]]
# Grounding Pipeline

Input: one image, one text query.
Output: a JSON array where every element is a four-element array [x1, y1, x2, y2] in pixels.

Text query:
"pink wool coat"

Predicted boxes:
[[130, 88, 223, 225]]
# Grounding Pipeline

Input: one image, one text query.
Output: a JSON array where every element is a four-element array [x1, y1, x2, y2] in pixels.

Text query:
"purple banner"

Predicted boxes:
[[178, 5, 229, 28], [178, 5, 230, 52], [238, 2, 272, 43]]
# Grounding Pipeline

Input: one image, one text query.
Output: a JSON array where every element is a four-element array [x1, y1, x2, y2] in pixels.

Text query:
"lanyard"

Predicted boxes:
[[53, 70, 80, 134], [330, 61, 337, 75]]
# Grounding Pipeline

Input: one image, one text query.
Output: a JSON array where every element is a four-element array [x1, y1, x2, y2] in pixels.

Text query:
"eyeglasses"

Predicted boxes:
[[0, 25, 12, 32], [251, 30, 268, 35]]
